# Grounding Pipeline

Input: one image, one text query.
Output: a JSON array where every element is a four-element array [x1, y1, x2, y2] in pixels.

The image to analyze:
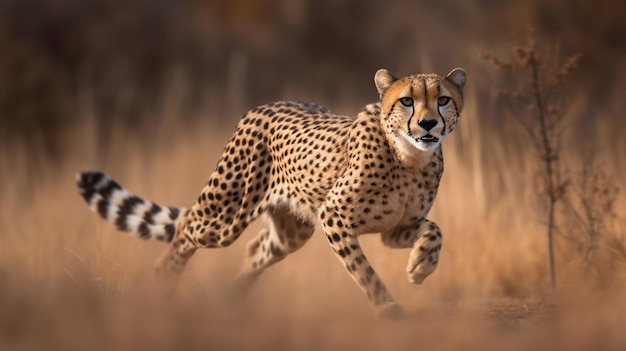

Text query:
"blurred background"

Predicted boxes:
[[2, 0, 624, 159], [1, 0, 625, 350]]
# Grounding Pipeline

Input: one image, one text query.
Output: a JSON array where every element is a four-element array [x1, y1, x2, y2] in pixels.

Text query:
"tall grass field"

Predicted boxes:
[[1, 81, 624, 350]]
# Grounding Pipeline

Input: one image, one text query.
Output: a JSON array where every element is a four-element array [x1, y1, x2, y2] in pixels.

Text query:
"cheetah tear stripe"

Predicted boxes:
[[76, 171, 186, 242]]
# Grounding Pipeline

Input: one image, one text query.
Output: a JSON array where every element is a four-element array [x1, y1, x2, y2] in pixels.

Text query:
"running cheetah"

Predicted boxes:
[[77, 68, 467, 317]]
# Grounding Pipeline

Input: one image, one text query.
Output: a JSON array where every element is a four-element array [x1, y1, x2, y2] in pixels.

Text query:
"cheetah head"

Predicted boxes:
[[375, 68, 467, 157]]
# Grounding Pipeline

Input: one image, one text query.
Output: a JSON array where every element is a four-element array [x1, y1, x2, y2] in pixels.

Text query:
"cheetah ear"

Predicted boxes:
[[374, 69, 397, 98], [445, 68, 467, 91]]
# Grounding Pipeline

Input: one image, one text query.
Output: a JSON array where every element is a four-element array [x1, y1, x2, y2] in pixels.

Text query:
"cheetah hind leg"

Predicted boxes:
[[153, 233, 198, 298], [231, 207, 314, 301]]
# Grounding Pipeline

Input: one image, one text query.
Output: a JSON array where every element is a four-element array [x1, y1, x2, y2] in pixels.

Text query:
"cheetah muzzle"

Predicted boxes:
[[76, 67, 467, 318]]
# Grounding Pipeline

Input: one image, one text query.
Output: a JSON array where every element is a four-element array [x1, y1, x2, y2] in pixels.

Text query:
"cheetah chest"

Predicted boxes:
[[328, 160, 442, 235], [395, 175, 440, 228]]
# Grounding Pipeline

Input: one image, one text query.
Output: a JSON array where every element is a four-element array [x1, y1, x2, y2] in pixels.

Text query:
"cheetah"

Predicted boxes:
[[77, 68, 467, 317]]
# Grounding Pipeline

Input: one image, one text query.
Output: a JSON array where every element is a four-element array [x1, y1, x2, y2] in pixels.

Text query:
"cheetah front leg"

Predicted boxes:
[[381, 219, 442, 284], [320, 210, 403, 318]]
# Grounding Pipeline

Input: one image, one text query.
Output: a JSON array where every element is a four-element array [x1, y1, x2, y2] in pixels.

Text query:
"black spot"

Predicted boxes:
[[80, 171, 105, 188], [115, 195, 144, 231], [168, 207, 180, 220], [270, 243, 285, 258], [96, 199, 109, 220], [143, 203, 161, 224], [138, 221, 151, 238], [78, 173, 106, 202], [99, 179, 122, 200]]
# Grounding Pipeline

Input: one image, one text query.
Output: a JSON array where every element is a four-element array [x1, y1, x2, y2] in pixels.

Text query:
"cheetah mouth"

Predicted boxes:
[[418, 135, 439, 143]]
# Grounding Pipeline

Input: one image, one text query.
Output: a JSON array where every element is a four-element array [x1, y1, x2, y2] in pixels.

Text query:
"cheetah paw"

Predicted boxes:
[[406, 246, 436, 284]]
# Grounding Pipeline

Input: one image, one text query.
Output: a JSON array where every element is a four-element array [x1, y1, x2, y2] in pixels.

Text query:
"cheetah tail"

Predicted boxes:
[[76, 171, 187, 242]]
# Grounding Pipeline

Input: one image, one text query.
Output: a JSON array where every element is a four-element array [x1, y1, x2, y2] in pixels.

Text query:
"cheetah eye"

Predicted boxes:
[[437, 96, 451, 106], [399, 97, 413, 107]]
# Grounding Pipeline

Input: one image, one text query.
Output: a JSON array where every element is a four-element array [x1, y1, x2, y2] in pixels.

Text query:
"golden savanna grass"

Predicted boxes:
[[1, 83, 625, 350]]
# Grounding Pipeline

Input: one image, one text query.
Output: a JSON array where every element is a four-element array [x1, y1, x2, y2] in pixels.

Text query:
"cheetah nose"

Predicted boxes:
[[417, 119, 437, 131]]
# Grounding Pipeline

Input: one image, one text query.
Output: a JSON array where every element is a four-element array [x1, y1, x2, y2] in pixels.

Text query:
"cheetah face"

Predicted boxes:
[[375, 68, 467, 154]]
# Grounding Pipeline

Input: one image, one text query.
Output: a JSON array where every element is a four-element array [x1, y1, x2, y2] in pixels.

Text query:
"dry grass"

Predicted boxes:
[[1, 91, 625, 350]]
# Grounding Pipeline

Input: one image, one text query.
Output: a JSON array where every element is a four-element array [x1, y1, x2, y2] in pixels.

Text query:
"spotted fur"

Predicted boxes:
[[77, 68, 467, 317]]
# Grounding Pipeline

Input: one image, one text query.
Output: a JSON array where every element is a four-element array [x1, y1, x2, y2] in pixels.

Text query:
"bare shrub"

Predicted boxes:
[[560, 150, 623, 287], [481, 27, 581, 291]]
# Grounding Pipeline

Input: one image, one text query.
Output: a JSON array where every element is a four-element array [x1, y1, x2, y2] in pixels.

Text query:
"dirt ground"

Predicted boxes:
[[0, 275, 619, 351], [1, 228, 623, 351]]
